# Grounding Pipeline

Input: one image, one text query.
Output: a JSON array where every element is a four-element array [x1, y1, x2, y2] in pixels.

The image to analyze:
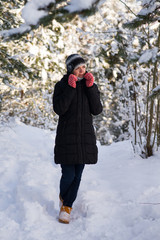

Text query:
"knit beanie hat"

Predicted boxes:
[[66, 54, 85, 74]]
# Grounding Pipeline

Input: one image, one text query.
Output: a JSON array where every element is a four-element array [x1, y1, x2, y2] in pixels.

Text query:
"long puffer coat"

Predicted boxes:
[[53, 74, 103, 164]]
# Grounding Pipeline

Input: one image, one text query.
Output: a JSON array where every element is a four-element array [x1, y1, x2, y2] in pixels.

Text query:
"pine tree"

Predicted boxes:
[[123, 0, 160, 157]]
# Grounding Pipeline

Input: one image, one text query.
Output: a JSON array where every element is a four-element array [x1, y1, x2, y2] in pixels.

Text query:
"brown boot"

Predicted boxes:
[[59, 206, 72, 224]]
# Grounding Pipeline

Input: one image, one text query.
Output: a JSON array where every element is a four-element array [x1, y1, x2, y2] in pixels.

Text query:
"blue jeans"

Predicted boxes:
[[60, 164, 85, 207]]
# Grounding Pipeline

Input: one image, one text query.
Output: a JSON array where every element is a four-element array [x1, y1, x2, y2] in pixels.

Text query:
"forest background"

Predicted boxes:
[[0, 0, 160, 158]]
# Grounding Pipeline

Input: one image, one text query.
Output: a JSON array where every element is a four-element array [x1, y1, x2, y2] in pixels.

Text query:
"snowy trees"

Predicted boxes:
[[81, 0, 141, 144], [123, 0, 160, 157], [0, 0, 91, 129], [0, 0, 159, 157]]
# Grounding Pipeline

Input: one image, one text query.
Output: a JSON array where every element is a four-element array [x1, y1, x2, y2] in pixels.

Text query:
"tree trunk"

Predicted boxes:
[[146, 61, 157, 156], [157, 100, 160, 147]]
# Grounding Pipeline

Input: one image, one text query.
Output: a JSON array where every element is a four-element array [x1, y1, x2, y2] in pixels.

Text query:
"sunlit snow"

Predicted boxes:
[[0, 119, 160, 240]]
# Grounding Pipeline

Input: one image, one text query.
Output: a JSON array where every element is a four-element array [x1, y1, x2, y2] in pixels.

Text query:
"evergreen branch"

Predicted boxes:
[[148, 85, 160, 100], [119, 0, 137, 17], [0, 17, 12, 27]]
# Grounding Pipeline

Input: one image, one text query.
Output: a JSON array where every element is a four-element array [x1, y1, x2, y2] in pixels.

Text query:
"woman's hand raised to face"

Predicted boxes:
[[84, 72, 94, 87], [68, 74, 78, 88]]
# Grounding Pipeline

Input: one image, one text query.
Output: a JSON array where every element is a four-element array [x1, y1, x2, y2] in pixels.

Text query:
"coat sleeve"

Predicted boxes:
[[85, 83, 103, 115], [53, 81, 76, 116]]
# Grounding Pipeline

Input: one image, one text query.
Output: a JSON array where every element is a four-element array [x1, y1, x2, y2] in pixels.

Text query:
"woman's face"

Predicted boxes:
[[73, 65, 86, 78]]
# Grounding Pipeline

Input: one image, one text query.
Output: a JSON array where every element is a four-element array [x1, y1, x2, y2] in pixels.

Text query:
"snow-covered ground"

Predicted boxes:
[[0, 119, 160, 240]]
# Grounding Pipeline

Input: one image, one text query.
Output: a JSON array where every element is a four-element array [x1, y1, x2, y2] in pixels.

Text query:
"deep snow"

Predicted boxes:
[[0, 119, 160, 240]]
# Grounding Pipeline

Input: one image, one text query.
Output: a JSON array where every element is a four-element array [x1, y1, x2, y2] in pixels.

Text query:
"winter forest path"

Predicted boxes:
[[0, 119, 160, 240]]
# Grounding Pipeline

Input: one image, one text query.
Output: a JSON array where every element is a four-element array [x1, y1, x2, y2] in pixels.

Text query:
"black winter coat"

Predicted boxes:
[[53, 74, 103, 164]]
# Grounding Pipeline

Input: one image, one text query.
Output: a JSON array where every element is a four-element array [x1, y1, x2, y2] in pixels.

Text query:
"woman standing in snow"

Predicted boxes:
[[53, 54, 102, 224]]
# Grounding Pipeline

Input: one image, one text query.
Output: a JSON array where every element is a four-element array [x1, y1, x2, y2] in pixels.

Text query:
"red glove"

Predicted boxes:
[[68, 74, 78, 88], [84, 72, 94, 87]]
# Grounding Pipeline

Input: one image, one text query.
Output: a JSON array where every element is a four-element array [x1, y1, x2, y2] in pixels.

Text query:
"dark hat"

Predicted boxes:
[[66, 54, 85, 74]]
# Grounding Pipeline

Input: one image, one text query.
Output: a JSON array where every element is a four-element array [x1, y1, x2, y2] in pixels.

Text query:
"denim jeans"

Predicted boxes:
[[60, 164, 85, 207]]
